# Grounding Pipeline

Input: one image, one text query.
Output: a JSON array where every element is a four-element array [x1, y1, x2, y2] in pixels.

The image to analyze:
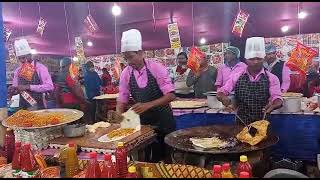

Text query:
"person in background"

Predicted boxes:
[[12, 39, 54, 110], [101, 68, 112, 87], [84, 61, 102, 123], [55, 57, 89, 110], [215, 46, 247, 89], [172, 52, 194, 98], [303, 57, 320, 97], [186, 54, 217, 98], [217, 37, 283, 124], [264, 43, 291, 93]]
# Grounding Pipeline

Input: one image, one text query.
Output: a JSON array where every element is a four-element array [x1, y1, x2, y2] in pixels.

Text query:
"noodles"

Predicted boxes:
[[6, 110, 64, 128]]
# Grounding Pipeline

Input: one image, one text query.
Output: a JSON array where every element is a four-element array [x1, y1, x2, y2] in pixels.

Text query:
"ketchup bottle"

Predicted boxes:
[[115, 142, 128, 178], [236, 155, 252, 178], [85, 152, 101, 178], [212, 165, 222, 178], [239, 171, 250, 178], [101, 153, 116, 178], [4, 128, 15, 163], [20, 144, 37, 172], [12, 142, 22, 170]]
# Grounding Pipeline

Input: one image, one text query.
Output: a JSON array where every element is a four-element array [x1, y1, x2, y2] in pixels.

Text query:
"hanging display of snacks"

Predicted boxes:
[[286, 42, 318, 75], [3, 25, 12, 42], [231, 9, 250, 37], [69, 63, 79, 81], [36, 17, 47, 37], [8, 43, 17, 64], [187, 46, 205, 73], [168, 22, 182, 49], [84, 14, 99, 34], [75, 36, 86, 64], [112, 56, 121, 81]]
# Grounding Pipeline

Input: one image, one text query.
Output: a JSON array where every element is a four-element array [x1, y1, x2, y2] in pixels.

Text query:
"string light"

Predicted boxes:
[[112, 3, 121, 16], [63, 2, 72, 57]]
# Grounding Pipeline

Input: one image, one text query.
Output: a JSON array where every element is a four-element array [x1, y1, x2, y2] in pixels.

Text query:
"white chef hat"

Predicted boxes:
[[245, 37, 266, 59], [121, 29, 142, 53], [14, 38, 32, 57]]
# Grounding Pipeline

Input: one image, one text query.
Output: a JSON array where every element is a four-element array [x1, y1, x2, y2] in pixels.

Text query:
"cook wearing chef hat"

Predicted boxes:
[[117, 29, 176, 162], [12, 38, 54, 110], [264, 43, 291, 93], [215, 46, 247, 89], [217, 37, 283, 125]]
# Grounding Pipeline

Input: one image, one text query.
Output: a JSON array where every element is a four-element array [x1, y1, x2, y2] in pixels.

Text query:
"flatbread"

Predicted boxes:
[[190, 137, 229, 149], [171, 100, 207, 109]]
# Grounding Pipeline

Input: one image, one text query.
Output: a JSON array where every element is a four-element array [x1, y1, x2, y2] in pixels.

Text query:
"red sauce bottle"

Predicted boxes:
[[20, 144, 37, 172], [115, 142, 128, 178], [4, 128, 15, 163], [85, 151, 101, 178], [212, 165, 222, 178], [12, 142, 22, 170], [239, 171, 250, 178], [101, 153, 116, 178], [236, 155, 252, 178]]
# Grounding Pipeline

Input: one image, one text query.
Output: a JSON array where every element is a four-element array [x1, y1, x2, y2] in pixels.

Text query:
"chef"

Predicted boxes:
[[217, 37, 283, 124], [264, 43, 291, 93], [116, 29, 176, 162], [12, 39, 54, 110], [215, 46, 247, 89]]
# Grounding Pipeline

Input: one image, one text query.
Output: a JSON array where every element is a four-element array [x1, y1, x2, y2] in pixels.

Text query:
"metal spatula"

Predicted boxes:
[[235, 114, 258, 137]]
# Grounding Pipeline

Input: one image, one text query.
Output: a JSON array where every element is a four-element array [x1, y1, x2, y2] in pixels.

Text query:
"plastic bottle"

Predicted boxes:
[[4, 128, 15, 163], [126, 165, 138, 178], [85, 152, 101, 178], [20, 144, 37, 172], [115, 142, 128, 177], [101, 153, 116, 178], [236, 155, 252, 178], [221, 163, 234, 178], [239, 171, 250, 178], [212, 165, 222, 178], [12, 142, 22, 170], [64, 143, 79, 178]]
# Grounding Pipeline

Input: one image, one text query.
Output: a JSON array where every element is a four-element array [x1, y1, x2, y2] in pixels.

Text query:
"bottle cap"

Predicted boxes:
[[128, 166, 136, 173], [240, 155, 248, 162], [117, 142, 124, 147], [89, 152, 97, 159], [104, 153, 112, 160], [213, 165, 222, 173], [222, 163, 230, 171], [239, 171, 250, 178], [68, 143, 75, 147]]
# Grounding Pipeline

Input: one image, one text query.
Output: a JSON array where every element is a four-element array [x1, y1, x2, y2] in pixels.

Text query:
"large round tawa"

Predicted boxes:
[[2, 108, 84, 130], [165, 125, 279, 155]]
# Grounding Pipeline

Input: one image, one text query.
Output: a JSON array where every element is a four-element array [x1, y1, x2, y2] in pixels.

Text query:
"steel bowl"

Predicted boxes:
[[63, 124, 86, 138]]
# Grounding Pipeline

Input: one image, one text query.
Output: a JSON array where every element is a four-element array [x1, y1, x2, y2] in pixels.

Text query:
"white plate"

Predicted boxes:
[[2, 108, 84, 130]]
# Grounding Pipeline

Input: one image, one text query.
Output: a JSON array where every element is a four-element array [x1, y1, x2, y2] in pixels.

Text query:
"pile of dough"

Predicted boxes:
[[86, 121, 111, 133]]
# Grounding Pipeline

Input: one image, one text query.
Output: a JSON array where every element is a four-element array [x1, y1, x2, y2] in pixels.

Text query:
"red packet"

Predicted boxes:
[[187, 47, 205, 73], [19, 63, 35, 81], [84, 14, 99, 33], [69, 63, 79, 80], [286, 42, 317, 75], [232, 9, 250, 37]]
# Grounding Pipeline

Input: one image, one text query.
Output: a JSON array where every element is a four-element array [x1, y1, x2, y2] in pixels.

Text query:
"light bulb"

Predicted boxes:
[[87, 41, 93, 47], [200, 38, 206, 44], [281, 26, 289, 33], [30, 49, 37, 54], [112, 4, 121, 16], [73, 57, 79, 61], [298, 11, 307, 19]]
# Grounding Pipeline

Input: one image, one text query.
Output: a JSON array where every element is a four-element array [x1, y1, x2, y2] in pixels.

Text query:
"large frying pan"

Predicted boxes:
[[165, 124, 279, 155]]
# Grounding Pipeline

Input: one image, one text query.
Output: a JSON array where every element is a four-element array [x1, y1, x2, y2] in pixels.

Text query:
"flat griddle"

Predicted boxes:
[[165, 124, 279, 155]]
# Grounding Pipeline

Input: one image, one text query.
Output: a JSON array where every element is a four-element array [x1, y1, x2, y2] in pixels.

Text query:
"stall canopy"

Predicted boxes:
[[2, 2, 320, 56]]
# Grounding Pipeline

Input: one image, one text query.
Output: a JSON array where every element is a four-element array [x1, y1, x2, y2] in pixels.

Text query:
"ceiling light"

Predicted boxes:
[[87, 41, 93, 47], [298, 11, 307, 19], [281, 25, 289, 33], [30, 49, 37, 54], [200, 38, 206, 45], [73, 57, 79, 62], [112, 4, 121, 16]]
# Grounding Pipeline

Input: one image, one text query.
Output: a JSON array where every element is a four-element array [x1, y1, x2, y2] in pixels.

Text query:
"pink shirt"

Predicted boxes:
[[215, 62, 247, 87], [118, 59, 175, 103], [217, 68, 282, 102], [264, 60, 291, 93], [13, 61, 54, 93]]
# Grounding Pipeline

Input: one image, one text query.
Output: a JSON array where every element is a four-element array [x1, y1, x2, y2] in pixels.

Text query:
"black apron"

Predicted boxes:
[[235, 72, 270, 125], [129, 64, 176, 134], [18, 62, 44, 110], [129, 63, 175, 162]]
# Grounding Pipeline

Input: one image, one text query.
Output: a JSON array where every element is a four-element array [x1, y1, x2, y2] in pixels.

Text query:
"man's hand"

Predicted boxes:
[[217, 92, 231, 107], [132, 102, 153, 114], [17, 85, 30, 92], [262, 99, 283, 114]]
